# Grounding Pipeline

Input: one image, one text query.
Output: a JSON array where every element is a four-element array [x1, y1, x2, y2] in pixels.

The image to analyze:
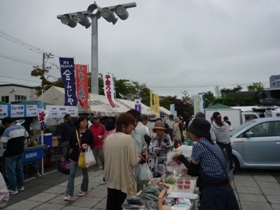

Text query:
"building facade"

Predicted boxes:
[[0, 84, 36, 103], [270, 75, 280, 88]]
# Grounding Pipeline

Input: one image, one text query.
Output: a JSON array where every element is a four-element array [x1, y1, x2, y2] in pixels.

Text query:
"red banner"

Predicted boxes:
[[75, 64, 89, 109], [103, 73, 116, 108]]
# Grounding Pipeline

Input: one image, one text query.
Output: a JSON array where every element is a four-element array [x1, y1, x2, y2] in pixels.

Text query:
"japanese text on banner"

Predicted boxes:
[[59, 57, 78, 106], [75, 64, 89, 109], [103, 73, 116, 108]]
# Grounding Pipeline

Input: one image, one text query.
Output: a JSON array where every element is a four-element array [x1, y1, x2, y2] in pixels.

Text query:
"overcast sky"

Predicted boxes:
[[1, 0, 280, 98]]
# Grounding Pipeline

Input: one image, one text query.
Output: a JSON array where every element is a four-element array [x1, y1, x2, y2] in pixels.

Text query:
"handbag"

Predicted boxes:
[[57, 156, 70, 174], [85, 147, 96, 167], [76, 130, 87, 168]]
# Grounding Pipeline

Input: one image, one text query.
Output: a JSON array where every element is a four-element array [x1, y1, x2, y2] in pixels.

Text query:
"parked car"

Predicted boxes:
[[230, 117, 280, 172]]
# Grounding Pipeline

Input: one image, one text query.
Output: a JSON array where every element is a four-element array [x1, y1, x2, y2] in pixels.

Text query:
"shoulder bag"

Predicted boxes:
[[76, 130, 87, 168]]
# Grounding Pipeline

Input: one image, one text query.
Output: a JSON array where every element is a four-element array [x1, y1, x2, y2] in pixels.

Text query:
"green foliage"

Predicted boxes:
[[220, 85, 242, 97], [31, 68, 63, 96], [212, 97, 259, 106], [247, 82, 264, 91], [201, 91, 215, 108], [160, 95, 193, 119]]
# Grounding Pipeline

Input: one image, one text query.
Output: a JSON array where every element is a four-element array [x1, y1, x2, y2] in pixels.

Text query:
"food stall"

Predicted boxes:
[[0, 103, 45, 176], [123, 146, 198, 210], [0, 103, 78, 176]]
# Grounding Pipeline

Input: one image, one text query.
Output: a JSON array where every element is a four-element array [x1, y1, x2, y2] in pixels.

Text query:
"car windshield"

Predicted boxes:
[[230, 120, 256, 136]]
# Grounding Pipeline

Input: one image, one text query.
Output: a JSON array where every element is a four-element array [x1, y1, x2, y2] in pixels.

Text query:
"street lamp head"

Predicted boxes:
[[75, 12, 91, 28], [101, 8, 118, 25], [87, 3, 100, 15], [61, 14, 77, 28], [115, 5, 129, 20]]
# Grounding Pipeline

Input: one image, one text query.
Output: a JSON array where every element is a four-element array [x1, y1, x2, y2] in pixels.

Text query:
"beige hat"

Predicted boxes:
[[153, 120, 166, 131]]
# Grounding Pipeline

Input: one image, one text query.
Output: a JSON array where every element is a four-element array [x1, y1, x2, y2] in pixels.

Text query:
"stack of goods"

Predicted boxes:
[[134, 182, 168, 210]]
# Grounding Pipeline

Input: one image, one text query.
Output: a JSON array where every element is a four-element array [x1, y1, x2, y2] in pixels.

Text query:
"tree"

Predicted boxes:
[[182, 91, 192, 104], [247, 82, 264, 91], [160, 95, 193, 119], [31, 68, 63, 97], [220, 85, 243, 97], [201, 91, 215, 108], [215, 86, 221, 98]]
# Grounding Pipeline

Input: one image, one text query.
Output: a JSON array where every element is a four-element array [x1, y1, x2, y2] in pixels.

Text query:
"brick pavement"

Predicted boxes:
[[3, 169, 280, 210]]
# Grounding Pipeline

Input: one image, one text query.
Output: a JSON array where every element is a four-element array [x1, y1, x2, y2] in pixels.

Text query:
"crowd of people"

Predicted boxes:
[[0, 109, 238, 210]]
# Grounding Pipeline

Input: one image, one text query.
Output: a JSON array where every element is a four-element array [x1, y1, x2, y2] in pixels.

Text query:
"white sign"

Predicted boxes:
[[26, 105, 38, 117], [46, 105, 78, 118], [11, 105, 24, 118], [0, 105, 8, 119]]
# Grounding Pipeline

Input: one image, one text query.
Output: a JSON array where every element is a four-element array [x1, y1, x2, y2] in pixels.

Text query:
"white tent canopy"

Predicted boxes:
[[36, 86, 160, 116]]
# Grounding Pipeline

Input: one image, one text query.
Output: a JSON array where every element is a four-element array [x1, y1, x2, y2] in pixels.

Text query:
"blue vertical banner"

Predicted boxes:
[[59, 57, 78, 106]]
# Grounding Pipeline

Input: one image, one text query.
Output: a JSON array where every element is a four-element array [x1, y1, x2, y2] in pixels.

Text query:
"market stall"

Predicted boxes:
[[0, 103, 78, 176], [123, 146, 198, 210]]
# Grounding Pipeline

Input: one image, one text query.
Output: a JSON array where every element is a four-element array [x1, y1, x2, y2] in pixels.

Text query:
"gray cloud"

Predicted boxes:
[[1, 0, 280, 98]]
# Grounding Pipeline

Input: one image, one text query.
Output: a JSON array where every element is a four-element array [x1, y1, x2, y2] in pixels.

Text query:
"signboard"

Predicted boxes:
[[11, 105, 25, 118], [0, 105, 8, 119], [25, 105, 38, 117], [22, 146, 45, 164], [46, 105, 78, 118]]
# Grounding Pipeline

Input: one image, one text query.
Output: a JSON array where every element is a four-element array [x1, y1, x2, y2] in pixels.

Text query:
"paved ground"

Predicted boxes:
[[3, 166, 280, 210]]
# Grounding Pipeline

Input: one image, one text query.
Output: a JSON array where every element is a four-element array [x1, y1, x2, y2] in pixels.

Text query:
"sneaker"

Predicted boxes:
[[78, 191, 86, 197], [100, 181, 106, 185], [18, 187, 25, 192], [9, 189, 19, 195], [63, 195, 73, 201]]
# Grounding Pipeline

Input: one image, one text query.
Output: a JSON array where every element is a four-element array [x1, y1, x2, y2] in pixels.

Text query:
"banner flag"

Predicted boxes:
[[75, 64, 89, 109], [150, 90, 153, 112], [59, 57, 78, 106], [154, 94, 160, 114], [37, 108, 49, 130], [135, 99, 142, 113], [103, 73, 116, 108]]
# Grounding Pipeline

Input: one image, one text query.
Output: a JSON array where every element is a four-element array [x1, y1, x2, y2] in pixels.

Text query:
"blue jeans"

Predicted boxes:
[[5, 153, 24, 191], [66, 161, 89, 196]]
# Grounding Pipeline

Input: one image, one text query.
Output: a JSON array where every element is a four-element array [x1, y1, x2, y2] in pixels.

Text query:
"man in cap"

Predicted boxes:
[[0, 117, 28, 195]]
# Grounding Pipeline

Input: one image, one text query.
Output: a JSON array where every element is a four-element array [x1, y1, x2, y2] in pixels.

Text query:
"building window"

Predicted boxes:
[[14, 95, 27, 102], [1, 96, 9, 103]]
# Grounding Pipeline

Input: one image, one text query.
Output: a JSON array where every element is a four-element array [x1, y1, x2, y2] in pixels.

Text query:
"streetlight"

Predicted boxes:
[[57, 1, 137, 94]]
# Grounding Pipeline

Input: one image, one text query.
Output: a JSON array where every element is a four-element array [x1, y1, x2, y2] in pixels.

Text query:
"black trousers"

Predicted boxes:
[[217, 142, 233, 169], [106, 188, 127, 210]]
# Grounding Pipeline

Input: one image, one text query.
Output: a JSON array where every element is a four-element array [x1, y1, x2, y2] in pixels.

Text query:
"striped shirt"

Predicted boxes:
[[0, 124, 28, 157]]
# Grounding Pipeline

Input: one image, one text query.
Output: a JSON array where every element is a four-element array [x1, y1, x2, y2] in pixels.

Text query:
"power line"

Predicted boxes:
[[0, 75, 40, 83], [0, 52, 39, 66], [0, 31, 47, 55]]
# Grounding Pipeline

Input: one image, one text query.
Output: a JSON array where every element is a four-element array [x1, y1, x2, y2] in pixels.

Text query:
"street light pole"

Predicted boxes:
[[57, 2, 137, 94], [91, 15, 98, 94]]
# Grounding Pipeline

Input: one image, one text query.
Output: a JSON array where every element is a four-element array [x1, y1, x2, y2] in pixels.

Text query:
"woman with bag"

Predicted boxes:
[[64, 115, 94, 201], [104, 113, 140, 210], [173, 118, 239, 210]]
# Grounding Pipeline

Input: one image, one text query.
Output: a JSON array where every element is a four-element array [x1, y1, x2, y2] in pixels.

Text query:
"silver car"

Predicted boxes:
[[230, 117, 280, 172]]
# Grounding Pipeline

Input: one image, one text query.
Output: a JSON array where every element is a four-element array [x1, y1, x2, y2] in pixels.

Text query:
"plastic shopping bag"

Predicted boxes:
[[138, 163, 153, 190], [85, 147, 96, 168]]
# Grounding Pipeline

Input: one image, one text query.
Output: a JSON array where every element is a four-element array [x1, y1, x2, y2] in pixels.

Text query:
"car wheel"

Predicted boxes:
[[232, 156, 240, 174]]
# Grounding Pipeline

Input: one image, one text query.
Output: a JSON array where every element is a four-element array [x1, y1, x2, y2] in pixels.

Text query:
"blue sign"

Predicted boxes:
[[59, 57, 78, 106], [22, 146, 45, 164]]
